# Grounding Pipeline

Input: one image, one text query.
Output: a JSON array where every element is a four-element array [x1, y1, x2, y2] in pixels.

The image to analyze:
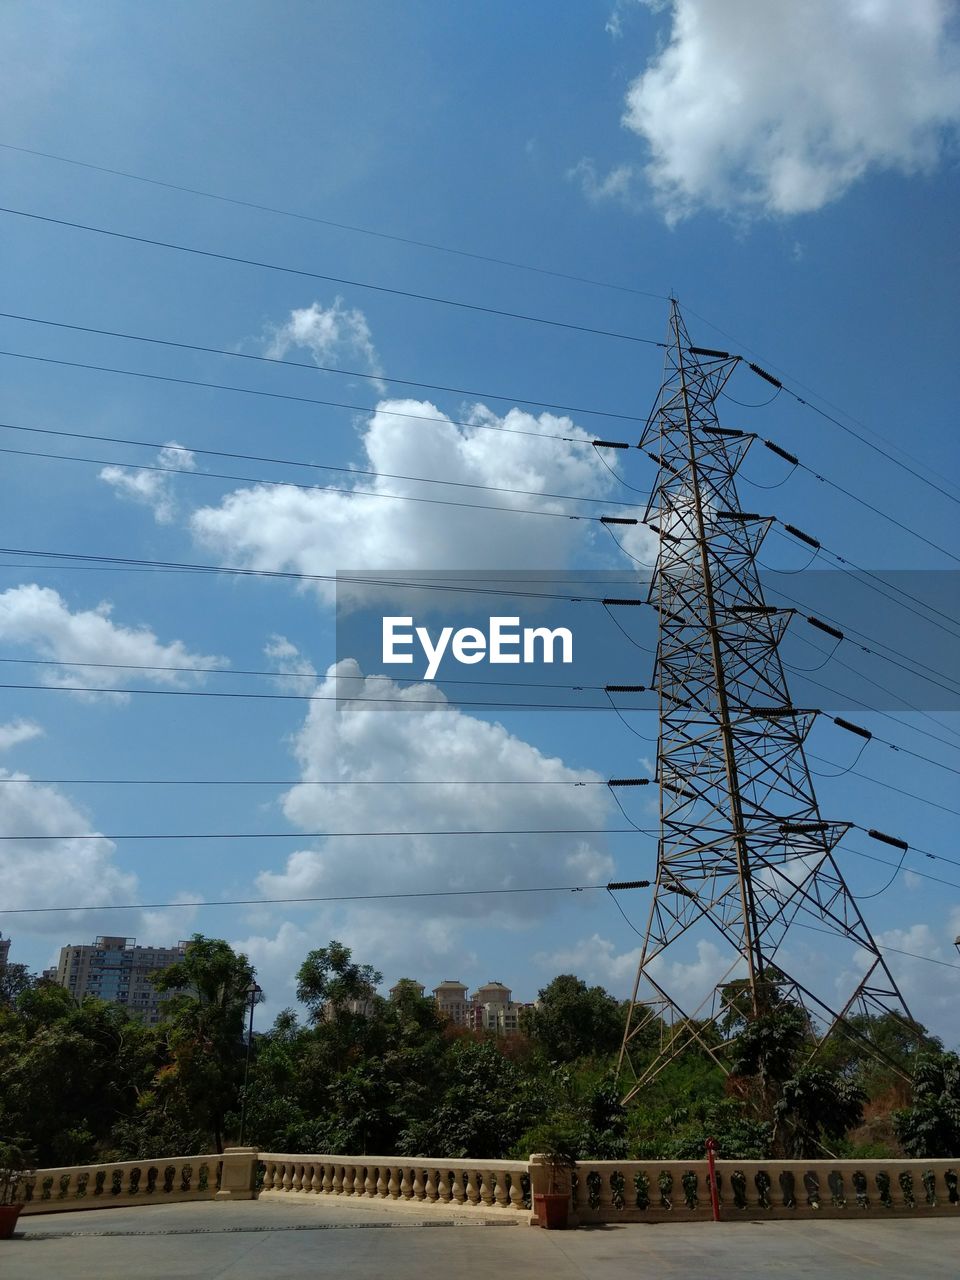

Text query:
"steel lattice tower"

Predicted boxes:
[[616, 301, 914, 1103]]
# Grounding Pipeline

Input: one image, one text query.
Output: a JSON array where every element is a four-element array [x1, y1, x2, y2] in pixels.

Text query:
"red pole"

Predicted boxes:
[[706, 1137, 721, 1222]]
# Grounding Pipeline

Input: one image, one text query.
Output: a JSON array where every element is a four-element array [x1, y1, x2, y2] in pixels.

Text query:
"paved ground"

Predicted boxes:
[[8, 1198, 957, 1279]]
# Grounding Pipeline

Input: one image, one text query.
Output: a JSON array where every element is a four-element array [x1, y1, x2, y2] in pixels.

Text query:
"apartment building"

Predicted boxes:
[[431, 978, 529, 1036], [54, 935, 189, 1024], [432, 979, 471, 1025]]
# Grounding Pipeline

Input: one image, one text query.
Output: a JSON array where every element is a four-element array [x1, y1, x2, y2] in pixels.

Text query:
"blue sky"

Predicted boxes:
[[0, 1, 958, 1039]]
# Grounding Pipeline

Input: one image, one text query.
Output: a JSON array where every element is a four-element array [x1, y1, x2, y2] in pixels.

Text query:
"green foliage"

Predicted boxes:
[[149, 934, 257, 1153], [296, 941, 382, 1023], [662, 1098, 772, 1160], [522, 974, 623, 1063], [0, 962, 34, 1007], [774, 1067, 866, 1157], [0, 942, 944, 1168], [893, 1051, 960, 1157]]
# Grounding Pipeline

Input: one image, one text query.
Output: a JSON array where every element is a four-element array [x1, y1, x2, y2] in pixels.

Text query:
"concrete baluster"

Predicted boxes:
[[451, 1168, 466, 1205], [400, 1166, 413, 1199], [387, 1167, 399, 1199], [465, 1169, 480, 1205], [437, 1169, 451, 1203]]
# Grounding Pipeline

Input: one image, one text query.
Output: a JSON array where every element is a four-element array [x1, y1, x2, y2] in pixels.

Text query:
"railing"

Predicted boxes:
[[259, 1153, 529, 1212], [17, 1149, 960, 1222], [566, 1158, 960, 1222], [20, 1154, 221, 1215]]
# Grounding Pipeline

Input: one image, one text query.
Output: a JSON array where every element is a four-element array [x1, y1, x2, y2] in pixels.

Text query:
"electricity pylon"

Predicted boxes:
[[616, 301, 915, 1103]]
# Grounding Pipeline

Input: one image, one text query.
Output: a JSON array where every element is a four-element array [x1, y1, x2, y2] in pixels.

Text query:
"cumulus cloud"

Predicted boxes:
[[191, 399, 654, 596], [0, 584, 227, 694], [255, 659, 615, 913], [266, 298, 386, 392], [0, 770, 136, 930], [852, 919, 960, 1043], [100, 442, 196, 523], [0, 719, 43, 751], [616, 0, 960, 220]]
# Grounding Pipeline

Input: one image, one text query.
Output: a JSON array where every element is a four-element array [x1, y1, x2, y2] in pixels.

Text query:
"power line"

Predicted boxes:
[[0, 140, 668, 302], [1, 542, 954, 754], [0, 441, 642, 514], [0, 682, 645, 712], [0, 210, 667, 349], [0, 345, 645, 427], [773, 522, 960, 643], [0, 880, 614, 915], [0, 776, 609, 786], [7, 315, 957, 570], [765, 583, 960, 703], [0, 544, 640, 598], [0, 654, 624, 693], [1, 151, 951, 514], [0, 826, 651, 842], [683, 307, 960, 507], [806, 750, 960, 817], [793, 457, 960, 565]]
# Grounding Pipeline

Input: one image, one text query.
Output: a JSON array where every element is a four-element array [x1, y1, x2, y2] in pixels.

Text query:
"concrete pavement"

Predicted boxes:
[[8, 1198, 957, 1279]]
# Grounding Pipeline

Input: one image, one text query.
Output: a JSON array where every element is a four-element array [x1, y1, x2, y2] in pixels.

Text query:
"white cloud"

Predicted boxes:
[[266, 298, 386, 392], [263, 634, 317, 694], [619, 0, 960, 220], [568, 158, 641, 208], [866, 920, 960, 1042], [191, 398, 654, 596], [0, 769, 135, 931], [536, 933, 642, 989], [100, 442, 196, 523], [0, 719, 43, 751], [139, 894, 204, 944], [0, 584, 227, 694], [254, 660, 614, 916]]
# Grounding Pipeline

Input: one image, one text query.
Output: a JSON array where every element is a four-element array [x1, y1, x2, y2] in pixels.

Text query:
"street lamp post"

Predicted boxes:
[[238, 980, 262, 1147]]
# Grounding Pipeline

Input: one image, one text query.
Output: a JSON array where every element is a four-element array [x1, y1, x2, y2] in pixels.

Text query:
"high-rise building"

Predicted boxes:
[[469, 982, 523, 1035], [429, 978, 528, 1035], [54, 936, 189, 1024], [0, 933, 10, 969], [432, 979, 470, 1026]]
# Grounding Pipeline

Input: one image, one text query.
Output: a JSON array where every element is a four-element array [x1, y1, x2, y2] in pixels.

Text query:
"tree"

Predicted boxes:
[[399, 1039, 544, 1159], [522, 975, 623, 1062], [893, 1051, 960, 1157], [296, 941, 382, 1023], [150, 935, 257, 1152], [774, 1067, 866, 1157], [0, 987, 160, 1165], [0, 962, 34, 1008]]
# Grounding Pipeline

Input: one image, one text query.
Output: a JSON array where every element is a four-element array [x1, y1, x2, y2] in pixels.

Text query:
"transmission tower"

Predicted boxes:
[[616, 300, 915, 1104]]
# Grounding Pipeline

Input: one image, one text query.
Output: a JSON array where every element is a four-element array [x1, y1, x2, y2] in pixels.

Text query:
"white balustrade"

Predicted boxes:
[[25, 1150, 957, 1223]]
